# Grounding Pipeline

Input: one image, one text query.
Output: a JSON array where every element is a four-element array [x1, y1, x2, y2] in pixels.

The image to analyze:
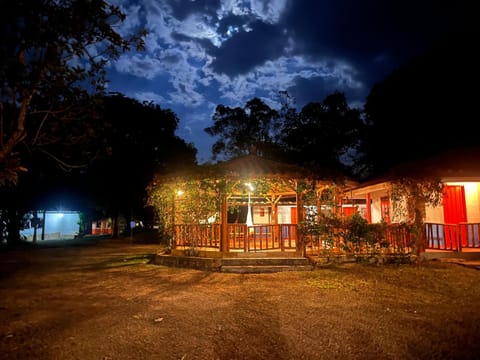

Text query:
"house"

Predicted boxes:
[[92, 218, 113, 235], [21, 210, 81, 241], [344, 148, 480, 252]]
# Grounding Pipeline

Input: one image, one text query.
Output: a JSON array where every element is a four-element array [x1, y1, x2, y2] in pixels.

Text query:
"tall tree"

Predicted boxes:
[[279, 91, 363, 177], [204, 98, 281, 160], [0, 0, 146, 186], [85, 93, 197, 237], [0, 0, 145, 244], [358, 32, 480, 179]]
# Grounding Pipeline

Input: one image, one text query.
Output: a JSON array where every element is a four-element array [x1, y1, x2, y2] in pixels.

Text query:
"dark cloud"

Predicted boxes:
[[211, 21, 287, 76], [285, 0, 472, 55], [286, 77, 337, 108], [283, 0, 475, 89], [167, 0, 220, 20]]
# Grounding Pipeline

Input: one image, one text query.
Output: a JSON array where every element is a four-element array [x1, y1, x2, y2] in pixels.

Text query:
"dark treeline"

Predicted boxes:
[[205, 90, 363, 180], [1, 0, 477, 244], [0, 93, 197, 243], [205, 31, 479, 182]]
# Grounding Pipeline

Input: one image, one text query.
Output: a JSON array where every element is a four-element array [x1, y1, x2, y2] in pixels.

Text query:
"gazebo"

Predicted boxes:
[[148, 153, 345, 256]]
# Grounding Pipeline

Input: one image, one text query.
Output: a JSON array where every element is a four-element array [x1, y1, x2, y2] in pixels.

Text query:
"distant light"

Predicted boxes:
[[245, 182, 254, 191], [177, 190, 184, 196], [57, 212, 64, 218]]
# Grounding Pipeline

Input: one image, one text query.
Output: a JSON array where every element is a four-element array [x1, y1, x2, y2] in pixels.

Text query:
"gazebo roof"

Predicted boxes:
[[212, 153, 310, 179], [153, 153, 354, 191]]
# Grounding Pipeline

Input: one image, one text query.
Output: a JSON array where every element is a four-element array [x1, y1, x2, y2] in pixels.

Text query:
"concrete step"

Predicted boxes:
[[220, 264, 314, 274], [155, 253, 313, 272], [221, 257, 311, 267]]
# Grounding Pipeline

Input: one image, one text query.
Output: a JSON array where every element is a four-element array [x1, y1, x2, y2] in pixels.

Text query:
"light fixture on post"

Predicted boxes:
[[245, 182, 254, 228]]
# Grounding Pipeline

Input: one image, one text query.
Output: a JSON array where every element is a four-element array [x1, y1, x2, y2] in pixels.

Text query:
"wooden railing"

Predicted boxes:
[[174, 224, 297, 252], [305, 223, 415, 255], [175, 224, 220, 248], [304, 222, 480, 254], [174, 222, 480, 254], [425, 222, 480, 251], [384, 224, 414, 253]]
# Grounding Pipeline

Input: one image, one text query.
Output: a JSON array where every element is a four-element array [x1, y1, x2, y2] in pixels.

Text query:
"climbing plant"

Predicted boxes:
[[390, 177, 444, 255]]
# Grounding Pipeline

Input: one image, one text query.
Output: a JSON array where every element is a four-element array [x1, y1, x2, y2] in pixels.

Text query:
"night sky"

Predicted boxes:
[[105, 0, 474, 163]]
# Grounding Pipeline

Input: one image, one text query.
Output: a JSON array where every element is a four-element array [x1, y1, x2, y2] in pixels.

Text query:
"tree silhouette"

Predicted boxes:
[[279, 91, 363, 177], [204, 98, 281, 160], [358, 32, 480, 179], [0, 0, 146, 186], [84, 93, 197, 237]]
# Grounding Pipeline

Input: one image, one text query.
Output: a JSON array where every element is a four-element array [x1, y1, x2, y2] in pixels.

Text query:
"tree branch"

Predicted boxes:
[[38, 148, 90, 172]]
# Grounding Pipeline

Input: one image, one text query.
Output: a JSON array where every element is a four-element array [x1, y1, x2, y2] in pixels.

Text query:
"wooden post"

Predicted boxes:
[[41, 210, 46, 240], [272, 195, 281, 250], [220, 193, 228, 253], [366, 193, 372, 224], [296, 191, 305, 255]]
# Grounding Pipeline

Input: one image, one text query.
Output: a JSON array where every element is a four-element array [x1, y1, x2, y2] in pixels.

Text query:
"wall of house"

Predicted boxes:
[[21, 211, 80, 241], [92, 218, 113, 235], [368, 190, 385, 223], [252, 206, 271, 224], [463, 182, 480, 222], [423, 181, 480, 224], [352, 180, 480, 225], [425, 204, 443, 223], [277, 205, 294, 224]]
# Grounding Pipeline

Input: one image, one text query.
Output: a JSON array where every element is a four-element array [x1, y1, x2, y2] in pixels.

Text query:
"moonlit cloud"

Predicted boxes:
[[106, 0, 472, 163], [250, 0, 288, 23], [216, 55, 362, 106], [174, 13, 222, 46], [132, 90, 168, 105], [114, 53, 166, 80]]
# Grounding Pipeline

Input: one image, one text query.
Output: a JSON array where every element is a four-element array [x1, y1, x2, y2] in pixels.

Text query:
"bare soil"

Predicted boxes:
[[1, 238, 480, 360]]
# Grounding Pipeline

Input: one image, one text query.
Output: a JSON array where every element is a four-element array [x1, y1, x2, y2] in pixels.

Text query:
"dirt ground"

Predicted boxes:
[[1, 239, 480, 360]]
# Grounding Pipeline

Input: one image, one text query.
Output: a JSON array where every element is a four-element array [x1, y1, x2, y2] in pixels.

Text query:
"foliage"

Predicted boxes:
[[204, 91, 363, 180], [390, 177, 444, 222], [358, 32, 480, 179], [204, 98, 281, 160], [147, 176, 221, 245], [83, 94, 197, 236], [389, 177, 444, 255], [279, 91, 364, 176], [341, 213, 374, 254], [297, 184, 344, 254], [0, 0, 146, 186]]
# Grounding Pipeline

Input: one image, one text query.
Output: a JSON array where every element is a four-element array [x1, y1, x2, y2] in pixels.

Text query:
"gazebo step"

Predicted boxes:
[[221, 264, 314, 274], [154, 253, 313, 272], [221, 257, 311, 266]]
